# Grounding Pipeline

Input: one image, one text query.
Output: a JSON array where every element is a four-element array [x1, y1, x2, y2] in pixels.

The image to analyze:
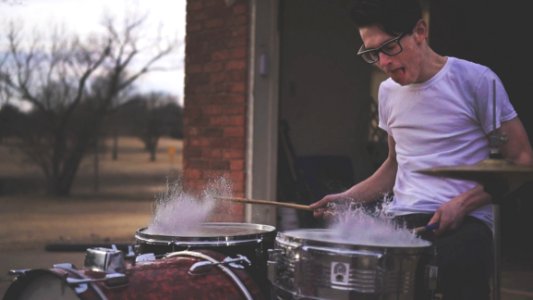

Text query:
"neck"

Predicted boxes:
[[418, 48, 447, 83]]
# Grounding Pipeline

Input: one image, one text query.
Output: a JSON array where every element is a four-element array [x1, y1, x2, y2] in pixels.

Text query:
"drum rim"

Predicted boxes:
[[276, 228, 432, 251], [135, 222, 276, 246]]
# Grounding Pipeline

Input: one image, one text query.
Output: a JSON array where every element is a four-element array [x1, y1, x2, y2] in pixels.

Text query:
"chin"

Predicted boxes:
[[391, 76, 409, 86]]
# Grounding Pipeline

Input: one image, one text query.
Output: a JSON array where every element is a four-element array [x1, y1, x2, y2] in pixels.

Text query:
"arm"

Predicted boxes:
[[499, 117, 533, 166], [310, 135, 398, 218], [429, 117, 533, 235]]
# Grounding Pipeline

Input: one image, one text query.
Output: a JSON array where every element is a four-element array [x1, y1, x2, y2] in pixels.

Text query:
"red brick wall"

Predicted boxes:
[[183, 0, 249, 221]]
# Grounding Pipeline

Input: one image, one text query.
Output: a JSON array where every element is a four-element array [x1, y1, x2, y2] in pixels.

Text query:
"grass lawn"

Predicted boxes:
[[0, 136, 182, 295]]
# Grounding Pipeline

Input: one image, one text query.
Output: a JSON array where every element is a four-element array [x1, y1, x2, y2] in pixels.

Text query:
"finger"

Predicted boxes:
[[309, 198, 328, 209], [323, 211, 336, 222], [429, 212, 446, 236], [428, 211, 440, 226], [434, 216, 452, 236], [313, 208, 325, 218]]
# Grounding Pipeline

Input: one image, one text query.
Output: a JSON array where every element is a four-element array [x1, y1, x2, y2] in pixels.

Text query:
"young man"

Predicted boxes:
[[310, 0, 533, 299]]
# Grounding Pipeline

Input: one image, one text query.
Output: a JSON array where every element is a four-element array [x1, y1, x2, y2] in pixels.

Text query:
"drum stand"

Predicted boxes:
[[491, 183, 527, 300], [492, 203, 501, 300], [414, 81, 533, 300]]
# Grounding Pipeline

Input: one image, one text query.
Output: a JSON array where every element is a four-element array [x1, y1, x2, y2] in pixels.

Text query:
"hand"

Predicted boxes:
[[309, 192, 350, 219], [428, 196, 467, 236]]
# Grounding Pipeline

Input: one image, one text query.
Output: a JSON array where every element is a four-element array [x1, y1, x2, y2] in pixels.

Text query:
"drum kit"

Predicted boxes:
[[3, 156, 532, 300], [4, 106, 533, 300]]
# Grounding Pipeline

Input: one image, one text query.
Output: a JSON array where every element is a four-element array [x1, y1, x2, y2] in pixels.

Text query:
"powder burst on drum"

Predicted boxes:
[[326, 195, 430, 247], [144, 177, 233, 235]]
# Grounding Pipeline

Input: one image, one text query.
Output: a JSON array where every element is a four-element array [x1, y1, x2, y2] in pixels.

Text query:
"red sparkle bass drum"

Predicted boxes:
[[135, 222, 276, 295], [3, 249, 263, 300]]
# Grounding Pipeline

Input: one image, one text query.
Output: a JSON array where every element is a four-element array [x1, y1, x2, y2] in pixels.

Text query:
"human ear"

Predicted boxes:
[[413, 19, 429, 43]]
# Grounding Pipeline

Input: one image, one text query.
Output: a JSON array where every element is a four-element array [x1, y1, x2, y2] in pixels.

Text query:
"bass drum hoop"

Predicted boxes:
[[3, 269, 102, 300]]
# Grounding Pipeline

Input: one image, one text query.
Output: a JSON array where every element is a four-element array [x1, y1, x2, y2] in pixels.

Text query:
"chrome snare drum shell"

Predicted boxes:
[[268, 228, 437, 300]]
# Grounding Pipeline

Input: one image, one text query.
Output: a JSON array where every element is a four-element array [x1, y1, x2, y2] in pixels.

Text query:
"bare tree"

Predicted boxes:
[[0, 15, 177, 196], [117, 92, 182, 161]]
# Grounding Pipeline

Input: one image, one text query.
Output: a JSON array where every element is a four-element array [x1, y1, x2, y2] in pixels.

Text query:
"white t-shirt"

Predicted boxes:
[[378, 57, 517, 226]]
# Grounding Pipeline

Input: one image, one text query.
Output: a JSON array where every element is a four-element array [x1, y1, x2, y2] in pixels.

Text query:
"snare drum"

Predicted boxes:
[[135, 222, 276, 293], [4, 249, 262, 300], [268, 228, 438, 300]]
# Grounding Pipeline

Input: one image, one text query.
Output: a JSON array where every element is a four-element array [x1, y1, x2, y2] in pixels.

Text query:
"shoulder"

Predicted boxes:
[[447, 57, 494, 78], [379, 77, 400, 95]]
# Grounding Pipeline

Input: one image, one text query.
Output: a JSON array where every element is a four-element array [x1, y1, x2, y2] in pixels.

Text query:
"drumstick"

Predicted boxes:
[[214, 196, 313, 211], [412, 222, 440, 235]]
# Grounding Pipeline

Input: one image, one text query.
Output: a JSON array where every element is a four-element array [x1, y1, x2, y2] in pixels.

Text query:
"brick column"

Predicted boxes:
[[183, 0, 249, 221]]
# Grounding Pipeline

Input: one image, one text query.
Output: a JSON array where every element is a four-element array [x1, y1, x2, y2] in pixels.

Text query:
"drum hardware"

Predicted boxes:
[[266, 249, 283, 284], [188, 254, 251, 275], [415, 158, 533, 199], [53, 263, 111, 298], [65, 272, 128, 287], [415, 79, 533, 198], [415, 80, 533, 300], [84, 247, 126, 273], [4, 249, 263, 300], [166, 250, 255, 300], [415, 158, 530, 300], [54, 262, 129, 288], [425, 264, 439, 292]]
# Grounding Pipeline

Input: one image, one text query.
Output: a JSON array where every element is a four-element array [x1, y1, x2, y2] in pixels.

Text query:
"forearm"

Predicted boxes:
[[430, 184, 492, 234], [454, 185, 492, 214], [341, 157, 396, 203]]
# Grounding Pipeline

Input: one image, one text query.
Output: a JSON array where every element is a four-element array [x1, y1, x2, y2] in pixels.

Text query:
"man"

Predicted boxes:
[[309, 0, 533, 299]]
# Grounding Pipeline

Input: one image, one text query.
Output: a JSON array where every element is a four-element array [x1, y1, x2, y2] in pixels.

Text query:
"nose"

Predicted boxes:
[[376, 52, 392, 68]]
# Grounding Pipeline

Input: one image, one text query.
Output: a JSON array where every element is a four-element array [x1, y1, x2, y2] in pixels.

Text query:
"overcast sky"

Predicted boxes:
[[0, 0, 186, 104]]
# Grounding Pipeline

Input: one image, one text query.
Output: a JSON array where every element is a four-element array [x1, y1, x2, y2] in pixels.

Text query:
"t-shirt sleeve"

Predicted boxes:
[[378, 83, 390, 134]]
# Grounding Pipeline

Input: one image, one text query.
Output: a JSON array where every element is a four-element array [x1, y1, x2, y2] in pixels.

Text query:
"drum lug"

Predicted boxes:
[[425, 264, 439, 291], [266, 249, 282, 284], [267, 248, 283, 260]]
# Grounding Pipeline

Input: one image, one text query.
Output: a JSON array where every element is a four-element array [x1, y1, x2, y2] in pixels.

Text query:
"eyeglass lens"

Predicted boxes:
[[359, 35, 403, 63]]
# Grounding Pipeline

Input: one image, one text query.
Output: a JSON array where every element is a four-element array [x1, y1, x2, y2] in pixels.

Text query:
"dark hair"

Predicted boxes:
[[349, 0, 422, 35]]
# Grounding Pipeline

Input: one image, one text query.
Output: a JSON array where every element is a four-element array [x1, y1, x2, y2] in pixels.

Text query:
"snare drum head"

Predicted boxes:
[[136, 222, 276, 246], [277, 228, 431, 249]]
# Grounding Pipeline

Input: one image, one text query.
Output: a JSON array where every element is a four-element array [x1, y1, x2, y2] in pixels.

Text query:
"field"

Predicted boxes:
[[0, 136, 182, 296]]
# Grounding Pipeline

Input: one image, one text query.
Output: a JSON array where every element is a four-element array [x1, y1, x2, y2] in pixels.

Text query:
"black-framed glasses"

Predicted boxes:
[[357, 33, 405, 64]]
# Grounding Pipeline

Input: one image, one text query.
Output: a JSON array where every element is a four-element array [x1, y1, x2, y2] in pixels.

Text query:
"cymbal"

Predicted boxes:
[[416, 158, 533, 184]]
